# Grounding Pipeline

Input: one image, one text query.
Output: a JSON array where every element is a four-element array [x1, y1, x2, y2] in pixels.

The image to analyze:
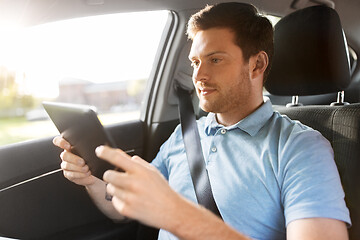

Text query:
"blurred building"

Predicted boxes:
[[57, 78, 145, 112]]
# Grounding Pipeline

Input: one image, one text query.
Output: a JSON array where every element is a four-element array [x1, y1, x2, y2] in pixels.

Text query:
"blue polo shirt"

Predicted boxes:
[[151, 100, 351, 240]]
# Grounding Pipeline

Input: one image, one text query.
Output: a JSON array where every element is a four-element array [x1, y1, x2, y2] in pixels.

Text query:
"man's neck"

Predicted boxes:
[[215, 100, 264, 127]]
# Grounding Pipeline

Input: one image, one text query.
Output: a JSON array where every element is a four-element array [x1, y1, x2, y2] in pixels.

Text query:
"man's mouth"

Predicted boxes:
[[198, 87, 216, 96]]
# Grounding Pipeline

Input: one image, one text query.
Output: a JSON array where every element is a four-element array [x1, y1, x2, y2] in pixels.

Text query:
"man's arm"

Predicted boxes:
[[287, 218, 348, 240], [98, 145, 350, 240], [280, 130, 349, 240], [53, 136, 125, 221], [164, 196, 251, 240], [85, 177, 126, 221], [97, 145, 250, 240]]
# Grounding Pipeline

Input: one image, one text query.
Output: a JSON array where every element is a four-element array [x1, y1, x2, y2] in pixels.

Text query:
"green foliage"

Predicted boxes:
[[0, 117, 32, 145], [0, 117, 58, 145]]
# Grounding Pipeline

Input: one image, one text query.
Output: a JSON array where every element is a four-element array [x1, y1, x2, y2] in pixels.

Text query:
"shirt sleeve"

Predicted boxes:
[[280, 128, 351, 226], [151, 141, 170, 180], [150, 124, 182, 180]]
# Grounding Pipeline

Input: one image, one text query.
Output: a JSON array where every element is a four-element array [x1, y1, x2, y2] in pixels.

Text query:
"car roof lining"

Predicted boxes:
[[1, 0, 358, 58]]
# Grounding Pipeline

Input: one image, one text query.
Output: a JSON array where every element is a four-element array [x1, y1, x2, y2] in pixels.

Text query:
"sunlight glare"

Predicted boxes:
[[0, 11, 167, 98]]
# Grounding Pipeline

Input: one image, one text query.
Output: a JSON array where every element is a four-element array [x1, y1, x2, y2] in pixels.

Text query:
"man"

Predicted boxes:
[[54, 2, 351, 239]]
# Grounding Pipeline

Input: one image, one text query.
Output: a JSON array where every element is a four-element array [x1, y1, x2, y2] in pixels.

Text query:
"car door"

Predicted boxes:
[[0, 122, 143, 239], [0, 9, 180, 240]]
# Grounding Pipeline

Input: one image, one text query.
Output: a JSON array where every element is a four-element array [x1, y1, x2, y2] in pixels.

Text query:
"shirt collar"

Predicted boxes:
[[204, 99, 274, 136]]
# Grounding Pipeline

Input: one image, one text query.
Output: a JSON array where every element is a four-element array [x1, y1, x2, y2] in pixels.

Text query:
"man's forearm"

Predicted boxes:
[[95, 146, 250, 239], [165, 195, 251, 240], [86, 178, 125, 221]]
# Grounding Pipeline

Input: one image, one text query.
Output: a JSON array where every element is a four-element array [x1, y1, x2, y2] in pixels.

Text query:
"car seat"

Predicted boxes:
[[264, 5, 360, 239]]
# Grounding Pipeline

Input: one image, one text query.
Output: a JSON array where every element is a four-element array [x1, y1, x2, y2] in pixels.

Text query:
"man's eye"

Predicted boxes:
[[191, 61, 200, 68], [211, 58, 221, 63]]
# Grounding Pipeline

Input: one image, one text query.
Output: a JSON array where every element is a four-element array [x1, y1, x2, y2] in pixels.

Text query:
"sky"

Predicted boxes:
[[0, 11, 168, 98]]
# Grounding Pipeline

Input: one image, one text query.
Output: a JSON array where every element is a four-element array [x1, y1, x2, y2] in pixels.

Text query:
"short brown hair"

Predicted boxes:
[[187, 2, 274, 82]]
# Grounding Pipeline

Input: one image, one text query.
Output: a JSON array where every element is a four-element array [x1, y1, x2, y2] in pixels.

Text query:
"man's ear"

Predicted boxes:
[[250, 51, 268, 80]]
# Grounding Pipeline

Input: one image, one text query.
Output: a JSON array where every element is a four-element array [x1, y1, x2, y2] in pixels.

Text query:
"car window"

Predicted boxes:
[[266, 15, 281, 25], [0, 11, 169, 146]]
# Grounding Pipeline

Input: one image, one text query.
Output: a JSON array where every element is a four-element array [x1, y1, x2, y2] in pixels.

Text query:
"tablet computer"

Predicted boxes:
[[43, 101, 118, 179]]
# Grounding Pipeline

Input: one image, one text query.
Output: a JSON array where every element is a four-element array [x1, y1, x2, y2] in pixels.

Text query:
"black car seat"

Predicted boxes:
[[264, 5, 360, 239]]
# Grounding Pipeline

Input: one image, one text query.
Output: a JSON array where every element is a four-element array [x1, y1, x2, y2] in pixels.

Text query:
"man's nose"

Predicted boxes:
[[193, 63, 209, 82]]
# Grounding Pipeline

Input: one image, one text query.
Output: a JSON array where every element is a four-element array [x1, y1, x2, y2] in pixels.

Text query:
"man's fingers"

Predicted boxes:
[[61, 160, 89, 173], [103, 170, 133, 188], [112, 196, 126, 216], [131, 155, 156, 171], [107, 183, 126, 199], [96, 146, 134, 172], [63, 169, 91, 180], [53, 136, 71, 151], [107, 184, 133, 218], [62, 170, 96, 186], [60, 151, 86, 166]]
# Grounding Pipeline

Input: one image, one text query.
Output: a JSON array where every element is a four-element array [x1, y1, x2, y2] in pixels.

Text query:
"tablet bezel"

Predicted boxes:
[[43, 101, 117, 179]]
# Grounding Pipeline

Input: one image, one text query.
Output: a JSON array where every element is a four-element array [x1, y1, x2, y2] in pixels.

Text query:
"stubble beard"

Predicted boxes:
[[198, 73, 251, 114]]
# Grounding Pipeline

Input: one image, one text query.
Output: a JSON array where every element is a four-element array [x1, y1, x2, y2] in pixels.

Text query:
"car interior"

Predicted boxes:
[[0, 0, 359, 239], [265, 5, 360, 239]]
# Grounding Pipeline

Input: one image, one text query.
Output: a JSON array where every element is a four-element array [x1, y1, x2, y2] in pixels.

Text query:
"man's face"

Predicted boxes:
[[188, 28, 251, 114]]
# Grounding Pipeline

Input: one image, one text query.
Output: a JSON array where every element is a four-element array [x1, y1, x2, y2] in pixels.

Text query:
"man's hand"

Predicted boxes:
[[96, 145, 180, 230], [96, 145, 249, 240], [53, 136, 96, 186], [53, 136, 125, 220]]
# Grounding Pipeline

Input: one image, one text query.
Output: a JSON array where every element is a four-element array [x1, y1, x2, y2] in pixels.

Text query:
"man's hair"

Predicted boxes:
[[187, 2, 274, 82]]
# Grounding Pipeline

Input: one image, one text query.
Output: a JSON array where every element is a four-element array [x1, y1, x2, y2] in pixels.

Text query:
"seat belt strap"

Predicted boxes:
[[174, 82, 222, 219]]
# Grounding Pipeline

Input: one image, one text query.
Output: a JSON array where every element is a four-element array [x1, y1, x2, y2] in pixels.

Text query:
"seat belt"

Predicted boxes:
[[174, 82, 222, 219]]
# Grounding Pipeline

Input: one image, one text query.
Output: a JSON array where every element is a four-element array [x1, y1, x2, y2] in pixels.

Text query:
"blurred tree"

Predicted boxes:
[[0, 66, 35, 116]]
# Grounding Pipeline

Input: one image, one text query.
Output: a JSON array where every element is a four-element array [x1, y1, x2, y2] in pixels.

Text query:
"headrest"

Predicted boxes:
[[265, 5, 351, 96]]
